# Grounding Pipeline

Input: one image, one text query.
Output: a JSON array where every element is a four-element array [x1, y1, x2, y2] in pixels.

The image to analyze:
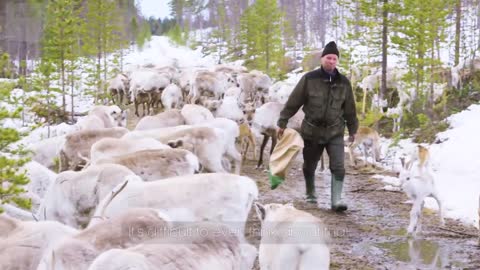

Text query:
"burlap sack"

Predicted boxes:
[[268, 128, 304, 189]]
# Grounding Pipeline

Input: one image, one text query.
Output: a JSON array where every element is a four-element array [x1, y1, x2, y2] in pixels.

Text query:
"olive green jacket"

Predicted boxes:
[[277, 67, 358, 142]]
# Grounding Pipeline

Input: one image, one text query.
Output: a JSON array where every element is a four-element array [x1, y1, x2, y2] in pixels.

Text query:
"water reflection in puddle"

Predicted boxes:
[[378, 239, 442, 267], [349, 236, 475, 269]]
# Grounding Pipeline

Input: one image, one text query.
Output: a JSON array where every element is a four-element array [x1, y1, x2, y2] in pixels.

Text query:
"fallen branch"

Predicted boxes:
[[350, 188, 378, 193], [377, 188, 403, 193], [439, 227, 478, 238]]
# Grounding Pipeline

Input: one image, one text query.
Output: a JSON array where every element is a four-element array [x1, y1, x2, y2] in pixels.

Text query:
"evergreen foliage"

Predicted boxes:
[[239, 0, 286, 78], [167, 24, 189, 46], [42, 0, 83, 116], [82, 0, 128, 104], [0, 81, 31, 213]]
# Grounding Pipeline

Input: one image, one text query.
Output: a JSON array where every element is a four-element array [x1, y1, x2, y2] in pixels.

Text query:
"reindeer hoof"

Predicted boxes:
[[406, 228, 417, 238], [439, 219, 445, 226]]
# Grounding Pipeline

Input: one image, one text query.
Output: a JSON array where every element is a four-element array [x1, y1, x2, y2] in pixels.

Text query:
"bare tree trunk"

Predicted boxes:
[[354, 1, 361, 34], [103, 39, 108, 105], [454, 0, 461, 66], [301, 0, 306, 47], [46, 80, 51, 138], [381, 0, 388, 108], [429, 39, 435, 113], [477, 0, 480, 55], [70, 66, 75, 124], [319, 0, 326, 47], [61, 52, 66, 117], [266, 28, 270, 74], [120, 49, 124, 73], [96, 39, 101, 104]]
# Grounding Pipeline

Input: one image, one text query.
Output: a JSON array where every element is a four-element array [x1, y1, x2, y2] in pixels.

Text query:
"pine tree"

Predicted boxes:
[[30, 58, 60, 135], [136, 20, 152, 49], [82, 0, 126, 104], [208, 0, 230, 63], [42, 0, 83, 119], [0, 81, 31, 213], [0, 52, 14, 79], [339, 0, 395, 110], [239, 0, 286, 78], [391, 0, 453, 106], [454, 0, 461, 66], [167, 24, 189, 46], [388, 0, 455, 126], [169, 0, 187, 29]]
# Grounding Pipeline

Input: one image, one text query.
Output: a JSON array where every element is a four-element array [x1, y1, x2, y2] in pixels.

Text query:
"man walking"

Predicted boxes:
[[277, 41, 358, 212]]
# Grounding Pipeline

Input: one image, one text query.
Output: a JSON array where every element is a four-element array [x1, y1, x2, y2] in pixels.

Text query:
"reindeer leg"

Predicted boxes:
[[257, 134, 269, 169], [407, 198, 423, 237], [242, 139, 248, 161], [431, 192, 445, 226], [363, 146, 369, 167], [270, 133, 277, 155], [250, 133, 257, 160], [134, 100, 139, 117], [417, 201, 425, 233], [110, 91, 116, 104]]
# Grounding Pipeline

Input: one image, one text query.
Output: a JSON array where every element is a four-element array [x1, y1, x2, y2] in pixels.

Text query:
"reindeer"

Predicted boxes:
[[347, 126, 381, 167], [398, 145, 444, 237]]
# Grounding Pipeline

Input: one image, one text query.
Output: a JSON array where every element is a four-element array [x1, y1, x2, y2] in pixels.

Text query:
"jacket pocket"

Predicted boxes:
[[330, 85, 346, 109], [301, 120, 315, 140], [330, 94, 344, 109]]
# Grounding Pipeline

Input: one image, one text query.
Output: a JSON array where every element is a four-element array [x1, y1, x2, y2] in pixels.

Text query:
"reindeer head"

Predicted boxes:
[[241, 102, 256, 126], [111, 109, 128, 127], [397, 156, 414, 186], [254, 202, 294, 223]]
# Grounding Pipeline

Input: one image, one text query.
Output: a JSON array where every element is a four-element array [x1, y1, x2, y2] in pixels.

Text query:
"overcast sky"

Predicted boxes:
[[136, 0, 171, 20]]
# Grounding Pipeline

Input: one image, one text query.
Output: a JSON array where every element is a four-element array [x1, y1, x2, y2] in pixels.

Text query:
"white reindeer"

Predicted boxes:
[[254, 203, 330, 270], [398, 145, 444, 237]]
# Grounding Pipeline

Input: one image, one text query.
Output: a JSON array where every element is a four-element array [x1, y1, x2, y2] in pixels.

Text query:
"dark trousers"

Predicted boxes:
[[302, 135, 345, 181]]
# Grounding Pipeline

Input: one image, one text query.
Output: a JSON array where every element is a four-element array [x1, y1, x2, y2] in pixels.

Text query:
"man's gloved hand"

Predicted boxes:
[[277, 128, 285, 139]]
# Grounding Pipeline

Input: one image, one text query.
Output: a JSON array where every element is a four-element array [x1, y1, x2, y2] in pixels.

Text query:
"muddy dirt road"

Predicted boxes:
[[242, 154, 480, 270]]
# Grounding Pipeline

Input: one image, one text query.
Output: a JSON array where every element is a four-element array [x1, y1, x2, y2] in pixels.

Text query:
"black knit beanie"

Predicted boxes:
[[321, 41, 339, 57]]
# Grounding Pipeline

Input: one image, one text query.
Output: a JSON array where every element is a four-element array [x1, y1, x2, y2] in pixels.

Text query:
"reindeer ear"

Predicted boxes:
[[254, 202, 266, 222]]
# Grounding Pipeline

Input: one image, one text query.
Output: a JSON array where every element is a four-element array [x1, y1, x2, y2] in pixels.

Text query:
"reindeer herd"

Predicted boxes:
[[1, 61, 479, 270]]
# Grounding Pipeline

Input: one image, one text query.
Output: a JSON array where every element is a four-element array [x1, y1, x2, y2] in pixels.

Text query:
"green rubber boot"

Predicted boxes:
[[331, 174, 347, 212], [304, 169, 317, 204]]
